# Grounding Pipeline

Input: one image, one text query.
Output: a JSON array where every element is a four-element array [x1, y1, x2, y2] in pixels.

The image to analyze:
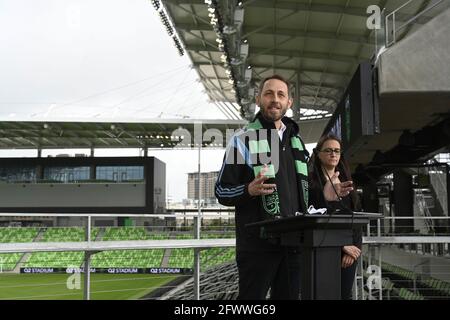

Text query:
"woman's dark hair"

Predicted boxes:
[[308, 134, 360, 210]]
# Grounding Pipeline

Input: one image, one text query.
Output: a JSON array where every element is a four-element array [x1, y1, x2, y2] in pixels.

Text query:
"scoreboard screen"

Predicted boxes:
[[321, 61, 379, 157]]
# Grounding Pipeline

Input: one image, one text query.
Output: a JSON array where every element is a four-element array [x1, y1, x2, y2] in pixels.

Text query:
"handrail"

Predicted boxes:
[[363, 236, 450, 244], [385, 0, 446, 47], [0, 212, 234, 218], [415, 188, 435, 233], [395, 0, 445, 32], [3, 236, 447, 254], [381, 216, 450, 220], [0, 238, 236, 254]]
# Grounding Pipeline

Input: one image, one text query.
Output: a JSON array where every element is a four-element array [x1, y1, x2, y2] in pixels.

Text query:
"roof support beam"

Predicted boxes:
[[244, 1, 370, 17], [248, 47, 359, 64], [165, 0, 372, 18], [185, 44, 358, 64], [177, 23, 371, 45], [195, 62, 350, 78], [182, 30, 218, 51]]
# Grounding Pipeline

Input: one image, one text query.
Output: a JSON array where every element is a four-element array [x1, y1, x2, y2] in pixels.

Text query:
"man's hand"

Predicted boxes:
[[341, 254, 356, 268], [342, 245, 361, 260], [248, 165, 276, 197], [323, 171, 353, 201]]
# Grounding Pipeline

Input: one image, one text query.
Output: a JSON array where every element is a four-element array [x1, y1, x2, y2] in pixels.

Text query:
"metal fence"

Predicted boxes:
[[1, 213, 450, 300], [385, 0, 447, 47], [357, 216, 450, 300]]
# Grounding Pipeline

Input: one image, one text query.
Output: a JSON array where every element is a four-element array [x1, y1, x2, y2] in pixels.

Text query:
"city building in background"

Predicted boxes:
[[187, 171, 219, 206]]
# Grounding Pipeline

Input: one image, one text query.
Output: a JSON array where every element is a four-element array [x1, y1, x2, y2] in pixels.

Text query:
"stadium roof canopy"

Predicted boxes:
[[0, 119, 247, 150], [159, 0, 438, 142], [1, 1, 441, 151]]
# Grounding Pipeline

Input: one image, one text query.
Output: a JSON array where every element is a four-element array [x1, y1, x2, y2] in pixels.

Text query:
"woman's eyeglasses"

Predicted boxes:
[[320, 148, 341, 155]]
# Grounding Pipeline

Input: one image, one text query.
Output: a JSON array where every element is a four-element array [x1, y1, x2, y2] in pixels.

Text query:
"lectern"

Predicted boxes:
[[246, 212, 382, 300]]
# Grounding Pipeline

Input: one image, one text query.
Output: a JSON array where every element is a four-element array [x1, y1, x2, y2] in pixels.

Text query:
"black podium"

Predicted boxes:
[[246, 212, 381, 300]]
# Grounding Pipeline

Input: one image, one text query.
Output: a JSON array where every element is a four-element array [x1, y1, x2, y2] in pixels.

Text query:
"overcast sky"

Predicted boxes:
[[0, 0, 315, 202], [0, 0, 232, 202], [0, 0, 226, 120]]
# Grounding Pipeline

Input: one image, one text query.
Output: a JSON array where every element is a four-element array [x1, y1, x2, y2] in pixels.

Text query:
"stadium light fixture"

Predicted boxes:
[[151, 0, 161, 11], [152, 1, 184, 56], [230, 57, 242, 66], [159, 11, 174, 36], [204, 0, 241, 104], [172, 35, 184, 56], [222, 26, 236, 35]]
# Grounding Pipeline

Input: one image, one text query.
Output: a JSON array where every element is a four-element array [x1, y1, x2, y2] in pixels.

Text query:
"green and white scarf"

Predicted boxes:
[[245, 116, 309, 217]]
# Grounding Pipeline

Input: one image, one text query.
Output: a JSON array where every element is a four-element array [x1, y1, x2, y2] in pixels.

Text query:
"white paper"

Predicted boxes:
[[307, 205, 327, 215]]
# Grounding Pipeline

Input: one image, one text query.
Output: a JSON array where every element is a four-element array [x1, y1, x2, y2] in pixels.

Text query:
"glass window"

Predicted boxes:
[[43, 166, 89, 183], [96, 166, 143, 182], [0, 166, 36, 183]]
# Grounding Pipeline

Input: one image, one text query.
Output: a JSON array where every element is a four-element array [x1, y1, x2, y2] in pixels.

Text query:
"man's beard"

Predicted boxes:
[[260, 102, 288, 122]]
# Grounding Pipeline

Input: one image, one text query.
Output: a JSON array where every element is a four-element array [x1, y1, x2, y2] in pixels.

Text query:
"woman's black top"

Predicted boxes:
[[308, 168, 362, 248]]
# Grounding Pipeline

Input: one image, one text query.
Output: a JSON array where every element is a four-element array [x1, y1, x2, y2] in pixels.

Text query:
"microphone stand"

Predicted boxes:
[[312, 151, 333, 247], [322, 168, 355, 243]]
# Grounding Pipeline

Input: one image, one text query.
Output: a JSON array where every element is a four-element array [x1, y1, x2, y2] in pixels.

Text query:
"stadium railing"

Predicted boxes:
[[1, 212, 449, 300]]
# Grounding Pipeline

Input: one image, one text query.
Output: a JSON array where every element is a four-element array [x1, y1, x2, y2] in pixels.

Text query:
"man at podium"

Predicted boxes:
[[215, 74, 354, 300]]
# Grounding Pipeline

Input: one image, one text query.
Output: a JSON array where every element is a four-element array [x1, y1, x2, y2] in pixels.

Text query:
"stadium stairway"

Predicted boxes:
[[34, 228, 46, 242], [0, 227, 39, 272], [94, 227, 105, 241], [160, 232, 181, 268], [160, 261, 239, 300], [12, 253, 31, 273], [10, 228, 45, 272], [160, 248, 171, 268]]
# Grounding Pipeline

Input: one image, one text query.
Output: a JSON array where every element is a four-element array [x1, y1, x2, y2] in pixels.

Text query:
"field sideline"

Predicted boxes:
[[0, 273, 178, 300]]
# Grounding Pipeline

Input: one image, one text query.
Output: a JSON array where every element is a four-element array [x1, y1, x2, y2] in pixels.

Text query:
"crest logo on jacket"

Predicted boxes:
[[262, 192, 280, 216]]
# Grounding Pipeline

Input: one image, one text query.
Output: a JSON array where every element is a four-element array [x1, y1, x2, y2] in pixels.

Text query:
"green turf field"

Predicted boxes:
[[0, 273, 178, 300]]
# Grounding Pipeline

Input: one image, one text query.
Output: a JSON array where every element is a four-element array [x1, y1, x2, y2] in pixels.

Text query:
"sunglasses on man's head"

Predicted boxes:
[[320, 148, 341, 155]]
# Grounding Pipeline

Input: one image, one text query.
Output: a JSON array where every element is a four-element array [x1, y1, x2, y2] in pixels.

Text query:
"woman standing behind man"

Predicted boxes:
[[308, 134, 362, 300]]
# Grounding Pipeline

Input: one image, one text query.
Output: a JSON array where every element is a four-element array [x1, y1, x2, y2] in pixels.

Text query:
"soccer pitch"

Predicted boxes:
[[0, 273, 178, 300]]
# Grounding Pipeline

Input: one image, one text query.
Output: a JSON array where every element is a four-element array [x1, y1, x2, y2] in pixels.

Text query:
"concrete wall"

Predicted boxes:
[[378, 7, 450, 94], [0, 183, 145, 207]]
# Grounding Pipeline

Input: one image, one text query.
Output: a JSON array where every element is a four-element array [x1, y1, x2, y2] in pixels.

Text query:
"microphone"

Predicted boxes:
[[322, 168, 356, 237], [322, 169, 353, 215], [311, 154, 330, 214], [312, 147, 345, 214], [311, 149, 332, 247]]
